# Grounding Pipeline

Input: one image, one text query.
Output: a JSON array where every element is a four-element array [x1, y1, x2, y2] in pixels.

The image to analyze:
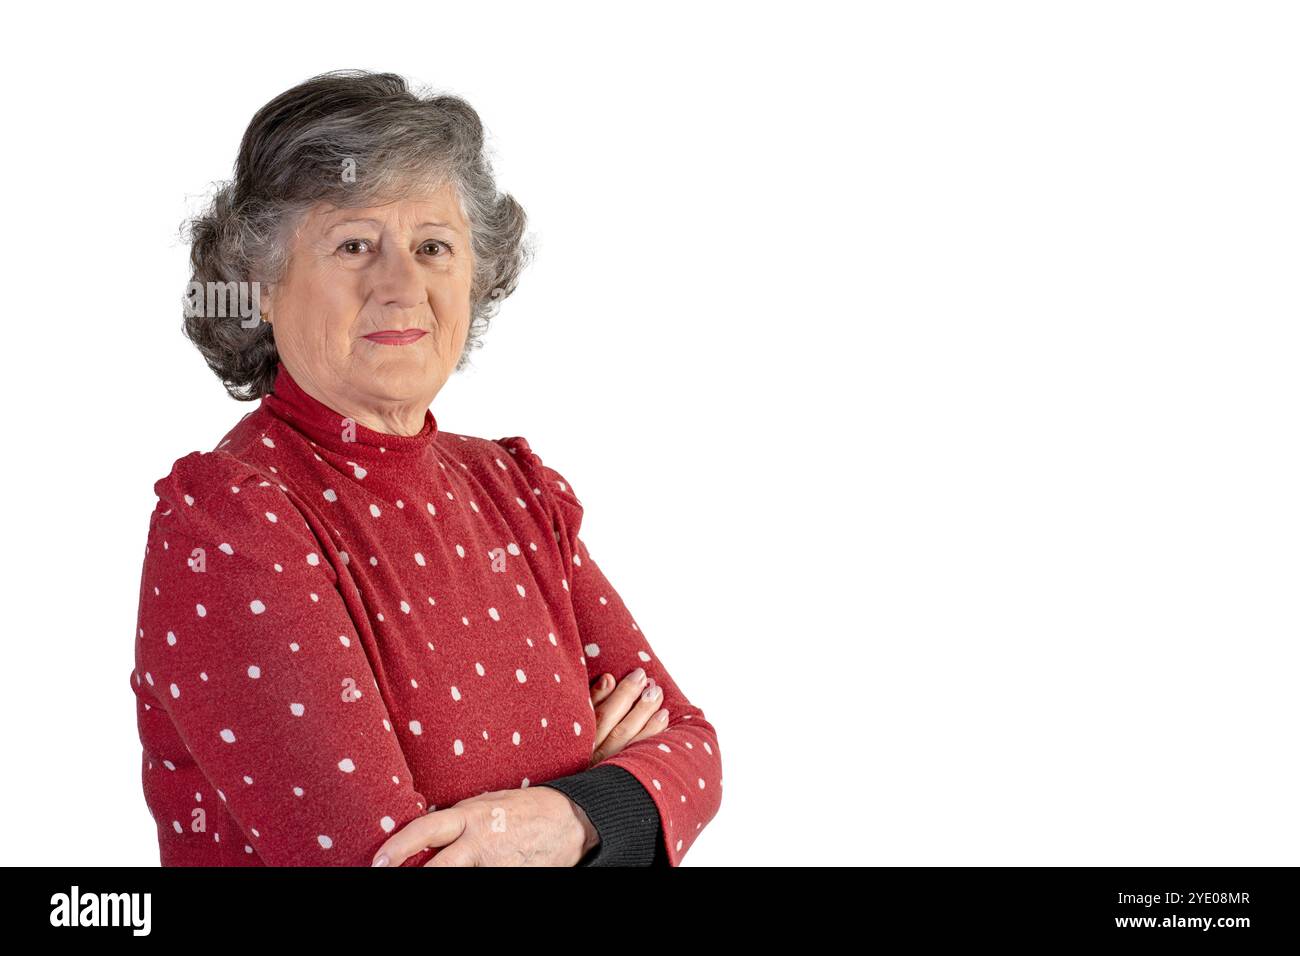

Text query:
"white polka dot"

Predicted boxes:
[[585, 643, 600, 658], [250, 599, 266, 614], [451, 686, 461, 701], [573, 721, 582, 735], [323, 489, 338, 502], [262, 436, 275, 448], [369, 503, 381, 518], [289, 702, 305, 717], [218, 543, 234, 555], [318, 835, 333, 849], [409, 720, 422, 735], [220, 729, 236, 743], [414, 552, 426, 566], [453, 739, 464, 755], [380, 816, 395, 833], [512, 731, 521, 745], [306, 553, 320, 566], [265, 512, 277, 523], [196, 604, 206, 618], [516, 668, 527, 683], [339, 758, 355, 773], [488, 607, 500, 621], [169, 683, 180, 698], [166, 631, 177, 646], [247, 665, 261, 679]]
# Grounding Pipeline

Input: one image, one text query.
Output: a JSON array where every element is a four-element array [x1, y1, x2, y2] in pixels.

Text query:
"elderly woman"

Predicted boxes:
[[130, 70, 722, 867]]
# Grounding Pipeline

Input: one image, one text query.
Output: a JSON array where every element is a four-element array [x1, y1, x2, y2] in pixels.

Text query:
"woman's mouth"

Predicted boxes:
[[363, 330, 428, 346]]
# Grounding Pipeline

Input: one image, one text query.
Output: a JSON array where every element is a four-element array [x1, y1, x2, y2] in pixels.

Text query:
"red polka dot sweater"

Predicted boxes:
[[130, 362, 722, 866]]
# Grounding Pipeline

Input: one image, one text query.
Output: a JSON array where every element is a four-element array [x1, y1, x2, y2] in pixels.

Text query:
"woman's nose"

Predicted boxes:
[[369, 246, 427, 310]]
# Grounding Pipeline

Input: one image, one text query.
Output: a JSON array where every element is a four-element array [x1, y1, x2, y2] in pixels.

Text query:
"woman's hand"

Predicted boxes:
[[372, 785, 593, 867], [588, 667, 668, 764]]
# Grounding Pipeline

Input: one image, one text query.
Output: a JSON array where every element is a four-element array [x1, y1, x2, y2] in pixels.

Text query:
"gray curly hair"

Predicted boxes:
[[183, 70, 533, 400]]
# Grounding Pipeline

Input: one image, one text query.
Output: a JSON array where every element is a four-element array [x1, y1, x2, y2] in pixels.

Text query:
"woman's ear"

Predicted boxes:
[[258, 282, 273, 324]]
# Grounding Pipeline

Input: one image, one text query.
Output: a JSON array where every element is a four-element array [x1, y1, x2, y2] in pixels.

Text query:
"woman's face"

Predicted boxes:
[[265, 182, 475, 432]]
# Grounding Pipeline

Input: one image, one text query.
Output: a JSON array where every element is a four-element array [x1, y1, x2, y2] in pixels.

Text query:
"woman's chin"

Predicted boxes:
[[354, 354, 437, 399]]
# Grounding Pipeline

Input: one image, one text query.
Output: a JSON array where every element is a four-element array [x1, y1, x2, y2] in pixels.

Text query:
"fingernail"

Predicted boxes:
[[631, 667, 646, 681], [372, 853, 389, 867], [642, 685, 661, 702], [656, 709, 668, 721]]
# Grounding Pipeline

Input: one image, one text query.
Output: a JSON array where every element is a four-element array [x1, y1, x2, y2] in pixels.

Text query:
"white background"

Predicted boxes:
[[1, 0, 1296, 866]]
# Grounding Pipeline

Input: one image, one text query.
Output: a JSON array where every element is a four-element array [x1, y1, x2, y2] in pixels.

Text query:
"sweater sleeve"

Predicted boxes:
[[498, 437, 724, 865], [132, 451, 438, 867]]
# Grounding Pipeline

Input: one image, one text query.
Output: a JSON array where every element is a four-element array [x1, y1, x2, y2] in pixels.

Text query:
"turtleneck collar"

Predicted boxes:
[[260, 360, 439, 467]]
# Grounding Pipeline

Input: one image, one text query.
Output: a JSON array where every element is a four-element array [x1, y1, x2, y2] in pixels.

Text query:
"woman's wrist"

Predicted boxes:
[[570, 800, 601, 859], [541, 786, 601, 862]]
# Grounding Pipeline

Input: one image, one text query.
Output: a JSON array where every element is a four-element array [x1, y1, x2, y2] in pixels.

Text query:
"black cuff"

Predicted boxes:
[[537, 763, 665, 867]]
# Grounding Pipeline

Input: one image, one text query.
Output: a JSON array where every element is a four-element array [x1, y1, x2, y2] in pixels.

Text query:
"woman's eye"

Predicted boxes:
[[419, 240, 452, 257], [339, 239, 373, 255]]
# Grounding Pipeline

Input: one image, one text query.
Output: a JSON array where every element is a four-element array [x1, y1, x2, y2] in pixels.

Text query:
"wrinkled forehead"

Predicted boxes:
[[306, 182, 469, 234]]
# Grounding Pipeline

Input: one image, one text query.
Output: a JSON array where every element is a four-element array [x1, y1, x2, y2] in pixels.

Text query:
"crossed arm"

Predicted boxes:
[[134, 452, 689, 867]]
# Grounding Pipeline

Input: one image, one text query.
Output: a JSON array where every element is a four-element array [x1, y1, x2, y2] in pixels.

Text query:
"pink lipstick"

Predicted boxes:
[[363, 330, 427, 346]]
